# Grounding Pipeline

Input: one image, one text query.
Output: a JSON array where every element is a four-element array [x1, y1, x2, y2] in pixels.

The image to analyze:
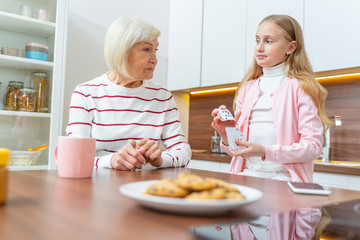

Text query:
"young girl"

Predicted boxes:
[[212, 14, 332, 183]]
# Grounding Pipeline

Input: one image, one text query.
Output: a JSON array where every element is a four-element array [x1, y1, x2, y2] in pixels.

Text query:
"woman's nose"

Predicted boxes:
[[150, 52, 157, 64]]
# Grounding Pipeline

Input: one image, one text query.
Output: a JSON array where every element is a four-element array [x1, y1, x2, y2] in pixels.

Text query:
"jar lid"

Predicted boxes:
[[32, 72, 47, 77], [0, 148, 10, 165], [20, 88, 36, 92]]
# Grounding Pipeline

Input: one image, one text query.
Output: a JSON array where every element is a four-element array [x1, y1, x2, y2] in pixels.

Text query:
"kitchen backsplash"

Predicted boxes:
[[188, 79, 360, 163]]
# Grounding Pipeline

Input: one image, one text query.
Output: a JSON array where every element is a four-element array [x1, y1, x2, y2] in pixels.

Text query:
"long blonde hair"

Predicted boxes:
[[234, 14, 332, 131]]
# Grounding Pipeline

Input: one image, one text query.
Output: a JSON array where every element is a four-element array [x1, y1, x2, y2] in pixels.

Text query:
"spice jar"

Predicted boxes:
[[5, 81, 24, 111], [32, 72, 47, 112], [18, 88, 36, 112], [211, 131, 222, 153], [0, 148, 10, 205]]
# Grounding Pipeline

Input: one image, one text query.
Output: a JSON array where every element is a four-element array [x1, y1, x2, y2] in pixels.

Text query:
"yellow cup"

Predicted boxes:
[[0, 148, 10, 205]]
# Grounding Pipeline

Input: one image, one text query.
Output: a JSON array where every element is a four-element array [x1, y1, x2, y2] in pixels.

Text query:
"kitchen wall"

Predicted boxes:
[[62, 0, 170, 134]]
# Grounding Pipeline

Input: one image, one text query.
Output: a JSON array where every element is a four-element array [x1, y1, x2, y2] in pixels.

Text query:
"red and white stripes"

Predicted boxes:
[[66, 73, 191, 168]]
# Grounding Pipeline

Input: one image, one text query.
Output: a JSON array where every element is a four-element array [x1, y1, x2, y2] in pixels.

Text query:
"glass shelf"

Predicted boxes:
[[0, 110, 51, 118], [0, 10, 55, 38], [9, 165, 49, 171], [0, 54, 54, 71]]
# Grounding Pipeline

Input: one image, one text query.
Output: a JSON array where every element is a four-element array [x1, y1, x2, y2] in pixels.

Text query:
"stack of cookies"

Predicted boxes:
[[146, 173, 245, 200]]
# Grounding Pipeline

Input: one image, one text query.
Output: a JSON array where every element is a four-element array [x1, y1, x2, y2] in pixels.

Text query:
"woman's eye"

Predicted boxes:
[[155, 48, 159, 53], [144, 48, 150, 52]]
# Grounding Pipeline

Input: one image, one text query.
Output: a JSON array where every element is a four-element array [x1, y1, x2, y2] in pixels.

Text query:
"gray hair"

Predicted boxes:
[[104, 17, 160, 78]]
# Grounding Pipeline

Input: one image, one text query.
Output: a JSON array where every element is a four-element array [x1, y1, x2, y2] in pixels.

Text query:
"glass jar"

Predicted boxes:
[[5, 81, 24, 111], [211, 136, 221, 153], [32, 72, 47, 112], [18, 88, 36, 112], [0, 148, 10, 205]]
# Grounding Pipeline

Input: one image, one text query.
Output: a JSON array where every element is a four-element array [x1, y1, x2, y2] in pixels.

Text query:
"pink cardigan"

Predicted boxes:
[[231, 208, 322, 239], [221, 77, 323, 182]]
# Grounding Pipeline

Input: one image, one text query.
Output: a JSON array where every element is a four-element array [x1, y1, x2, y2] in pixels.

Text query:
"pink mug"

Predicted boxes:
[[55, 136, 96, 178]]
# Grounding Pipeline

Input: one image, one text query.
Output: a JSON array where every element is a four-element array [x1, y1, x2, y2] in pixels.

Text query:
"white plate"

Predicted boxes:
[[119, 180, 263, 215]]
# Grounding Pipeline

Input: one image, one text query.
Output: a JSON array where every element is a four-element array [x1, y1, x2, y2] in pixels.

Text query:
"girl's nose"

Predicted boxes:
[[256, 41, 264, 52]]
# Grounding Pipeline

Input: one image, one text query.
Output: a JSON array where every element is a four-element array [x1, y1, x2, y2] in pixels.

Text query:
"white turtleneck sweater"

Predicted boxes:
[[246, 63, 289, 174]]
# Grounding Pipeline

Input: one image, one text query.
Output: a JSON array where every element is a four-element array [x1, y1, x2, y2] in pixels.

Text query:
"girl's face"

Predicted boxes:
[[127, 39, 159, 80], [254, 20, 296, 68]]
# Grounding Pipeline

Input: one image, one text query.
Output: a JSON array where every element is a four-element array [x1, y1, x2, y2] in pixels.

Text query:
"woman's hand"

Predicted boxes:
[[211, 105, 240, 145], [133, 138, 163, 167], [229, 140, 266, 159], [110, 144, 147, 171]]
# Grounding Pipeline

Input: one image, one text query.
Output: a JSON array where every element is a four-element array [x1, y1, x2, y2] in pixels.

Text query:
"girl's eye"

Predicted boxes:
[[255, 39, 260, 44], [266, 40, 273, 44]]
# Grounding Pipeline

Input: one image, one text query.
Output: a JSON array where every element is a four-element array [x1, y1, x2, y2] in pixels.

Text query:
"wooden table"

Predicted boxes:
[[1, 168, 360, 240]]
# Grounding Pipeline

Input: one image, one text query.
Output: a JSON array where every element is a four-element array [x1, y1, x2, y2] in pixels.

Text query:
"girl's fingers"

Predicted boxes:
[[211, 109, 219, 117]]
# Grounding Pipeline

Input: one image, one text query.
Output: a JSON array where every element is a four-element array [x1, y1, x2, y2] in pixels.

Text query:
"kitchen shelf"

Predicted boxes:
[[0, 110, 51, 118], [9, 165, 48, 171], [0, 10, 55, 38], [0, 54, 54, 71], [0, 0, 68, 171]]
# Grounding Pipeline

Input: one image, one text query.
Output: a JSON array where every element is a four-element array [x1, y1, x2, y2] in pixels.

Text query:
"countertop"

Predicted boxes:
[[2, 168, 360, 239], [191, 152, 360, 176]]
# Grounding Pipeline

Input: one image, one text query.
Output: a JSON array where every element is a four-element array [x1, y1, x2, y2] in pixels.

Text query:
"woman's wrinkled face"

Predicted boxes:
[[127, 39, 159, 80], [254, 20, 296, 68]]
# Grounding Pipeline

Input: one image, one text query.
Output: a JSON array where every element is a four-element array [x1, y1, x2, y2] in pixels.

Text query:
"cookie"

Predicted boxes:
[[185, 188, 226, 200], [225, 191, 245, 200], [146, 179, 189, 198], [205, 177, 239, 193], [176, 173, 203, 180], [175, 174, 216, 191]]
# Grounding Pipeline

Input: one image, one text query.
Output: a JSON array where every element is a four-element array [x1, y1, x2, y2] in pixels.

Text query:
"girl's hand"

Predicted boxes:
[[211, 105, 240, 145], [110, 143, 147, 170], [229, 140, 266, 159], [133, 138, 163, 167]]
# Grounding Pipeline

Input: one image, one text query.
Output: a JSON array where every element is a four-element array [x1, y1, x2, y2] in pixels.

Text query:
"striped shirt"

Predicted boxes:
[[66, 73, 191, 169]]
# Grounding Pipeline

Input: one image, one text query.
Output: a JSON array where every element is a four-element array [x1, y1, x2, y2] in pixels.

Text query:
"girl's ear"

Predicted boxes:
[[287, 41, 297, 55]]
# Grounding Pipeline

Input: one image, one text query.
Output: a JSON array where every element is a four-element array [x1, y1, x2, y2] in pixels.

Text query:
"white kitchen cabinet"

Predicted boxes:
[[188, 159, 230, 173], [167, 0, 203, 91], [314, 171, 360, 191], [188, 159, 220, 172], [189, 160, 360, 191], [201, 0, 247, 87], [245, 0, 304, 69], [304, 0, 360, 72], [168, 0, 305, 90], [168, 0, 360, 91], [0, 0, 68, 170]]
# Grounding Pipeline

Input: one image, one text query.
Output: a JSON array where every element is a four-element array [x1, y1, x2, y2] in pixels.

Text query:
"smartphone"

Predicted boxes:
[[287, 181, 331, 195]]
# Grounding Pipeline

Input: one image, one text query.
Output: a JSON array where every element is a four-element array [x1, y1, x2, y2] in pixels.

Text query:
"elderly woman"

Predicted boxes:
[[66, 17, 191, 171]]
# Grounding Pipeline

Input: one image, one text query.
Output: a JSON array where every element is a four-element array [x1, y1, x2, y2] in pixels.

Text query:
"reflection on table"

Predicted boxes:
[[191, 199, 360, 240]]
